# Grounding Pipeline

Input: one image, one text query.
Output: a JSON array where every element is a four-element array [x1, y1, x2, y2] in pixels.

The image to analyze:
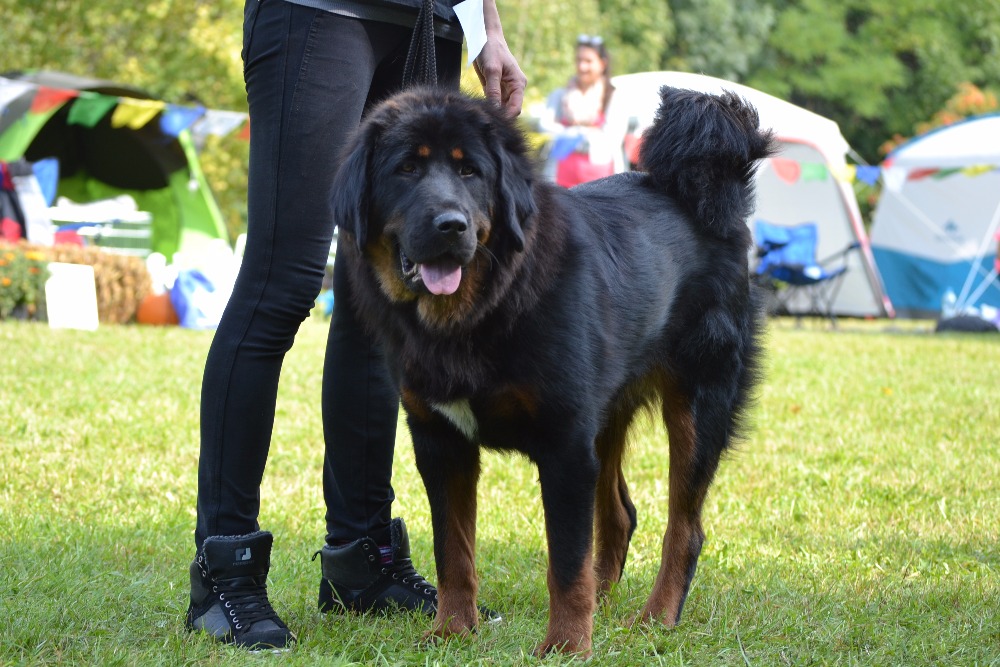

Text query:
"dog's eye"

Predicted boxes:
[[459, 164, 476, 177], [399, 161, 417, 175]]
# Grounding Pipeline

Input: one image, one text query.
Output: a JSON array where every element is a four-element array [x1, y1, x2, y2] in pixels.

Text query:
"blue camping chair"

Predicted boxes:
[[754, 220, 859, 325]]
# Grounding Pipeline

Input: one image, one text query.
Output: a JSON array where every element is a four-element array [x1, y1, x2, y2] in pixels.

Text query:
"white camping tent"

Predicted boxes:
[[611, 71, 893, 318], [870, 114, 1000, 318]]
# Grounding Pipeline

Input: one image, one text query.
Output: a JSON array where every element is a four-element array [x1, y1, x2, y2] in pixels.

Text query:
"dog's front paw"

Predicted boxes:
[[421, 626, 469, 647], [421, 627, 471, 646], [533, 637, 592, 659], [626, 605, 678, 629], [424, 613, 478, 645]]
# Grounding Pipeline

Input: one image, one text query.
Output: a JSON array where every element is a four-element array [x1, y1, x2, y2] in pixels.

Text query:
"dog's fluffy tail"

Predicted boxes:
[[638, 86, 776, 239]]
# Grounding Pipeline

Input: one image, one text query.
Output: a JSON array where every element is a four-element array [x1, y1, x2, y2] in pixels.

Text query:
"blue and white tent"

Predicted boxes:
[[871, 115, 1000, 318]]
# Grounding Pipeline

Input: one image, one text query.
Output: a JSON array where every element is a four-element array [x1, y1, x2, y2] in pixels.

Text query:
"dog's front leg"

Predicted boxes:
[[412, 426, 481, 642], [534, 448, 599, 657]]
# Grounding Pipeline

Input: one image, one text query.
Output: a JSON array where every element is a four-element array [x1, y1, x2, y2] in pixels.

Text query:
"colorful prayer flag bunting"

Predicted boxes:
[[830, 164, 856, 183], [111, 98, 166, 130], [1, 75, 253, 143], [771, 157, 801, 184], [882, 166, 906, 192], [190, 110, 250, 144], [905, 168, 940, 181], [800, 162, 828, 181], [161, 104, 206, 137], [29, 86, 78, 113], [855, 165, 881, 186], [0, 80, 34, 111], [960, 164, 995, 177], [67, 93, 118, 127]]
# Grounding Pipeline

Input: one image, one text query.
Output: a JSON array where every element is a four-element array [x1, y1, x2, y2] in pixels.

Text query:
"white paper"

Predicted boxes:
[[454, 0, 487, 65], [45, 263, 99, 331]]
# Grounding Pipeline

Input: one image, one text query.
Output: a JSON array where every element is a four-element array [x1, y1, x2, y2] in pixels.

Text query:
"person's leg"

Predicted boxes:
[[321, 26, 463, 543], [317, 30, 463, 614], [189, 2, 381, 648]]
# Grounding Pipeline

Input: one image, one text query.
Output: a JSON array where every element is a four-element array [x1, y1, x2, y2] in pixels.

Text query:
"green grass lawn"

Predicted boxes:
[[1, 317, 997, 666]]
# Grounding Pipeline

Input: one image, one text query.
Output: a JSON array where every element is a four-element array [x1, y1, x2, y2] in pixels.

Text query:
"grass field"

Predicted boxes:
[[1, 317, 998, 666]]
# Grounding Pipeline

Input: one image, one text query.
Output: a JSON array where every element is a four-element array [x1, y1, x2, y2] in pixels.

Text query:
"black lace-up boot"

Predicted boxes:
[[186, 531, 295, 651], [315, 518, 503, 623], [316, 518, 439, 614]]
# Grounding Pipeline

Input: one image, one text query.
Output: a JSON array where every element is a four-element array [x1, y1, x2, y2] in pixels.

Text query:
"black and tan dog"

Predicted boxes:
[[331, 85, 774, 656]]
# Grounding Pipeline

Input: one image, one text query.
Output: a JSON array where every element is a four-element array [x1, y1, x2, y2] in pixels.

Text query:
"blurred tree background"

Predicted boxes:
[[2, 0, 998, 240]]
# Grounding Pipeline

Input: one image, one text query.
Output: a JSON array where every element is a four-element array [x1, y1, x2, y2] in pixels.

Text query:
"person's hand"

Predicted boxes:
[[474, 1, 526, 117], [474, 39, 526, 117]]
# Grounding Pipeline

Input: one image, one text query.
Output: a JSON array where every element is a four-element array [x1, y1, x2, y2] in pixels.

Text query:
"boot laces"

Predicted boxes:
[[214, 579, 281, 630], [382, 558, 438, 600]]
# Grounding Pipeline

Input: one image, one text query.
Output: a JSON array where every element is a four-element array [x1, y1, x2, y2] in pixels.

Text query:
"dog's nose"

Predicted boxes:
[[433, 212, 469, 239]]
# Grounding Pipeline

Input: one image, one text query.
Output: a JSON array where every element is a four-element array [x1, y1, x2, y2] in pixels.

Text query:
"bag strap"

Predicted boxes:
[[402, 0, 438, 87]]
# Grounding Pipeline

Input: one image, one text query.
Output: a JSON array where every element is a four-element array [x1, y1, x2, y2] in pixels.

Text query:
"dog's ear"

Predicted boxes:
[[331, 128, 374, 252], [492, 128, 536, 253]]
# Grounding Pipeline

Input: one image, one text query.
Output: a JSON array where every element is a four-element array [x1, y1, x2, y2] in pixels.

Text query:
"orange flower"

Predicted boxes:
[[1, 277, 12, 286]]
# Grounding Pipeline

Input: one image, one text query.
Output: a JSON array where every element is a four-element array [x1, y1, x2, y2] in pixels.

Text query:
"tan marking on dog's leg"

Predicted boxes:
[[594, 414, 636, 597], [400, 387, 433, 422], [535, 551, 595, 657], [637, 384, 708, 627], [429, 469, 480, 641], [488, 384, 540, 419]]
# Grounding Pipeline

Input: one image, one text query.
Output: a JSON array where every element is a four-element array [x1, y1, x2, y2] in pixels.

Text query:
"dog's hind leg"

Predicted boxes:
[[637, 380, 726, 627], [594, 410, 639, 597]]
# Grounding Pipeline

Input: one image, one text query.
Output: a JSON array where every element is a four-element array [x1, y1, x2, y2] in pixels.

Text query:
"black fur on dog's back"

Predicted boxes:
[[330, 84, 776, 656]]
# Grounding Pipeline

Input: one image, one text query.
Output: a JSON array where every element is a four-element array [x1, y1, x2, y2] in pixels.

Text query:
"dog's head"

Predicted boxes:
[[332, 87, 536, 322]]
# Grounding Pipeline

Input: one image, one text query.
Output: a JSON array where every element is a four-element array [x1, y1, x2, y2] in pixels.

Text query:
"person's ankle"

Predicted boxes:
[[186, 531, 296, 651], [315, 518, 438, 615]]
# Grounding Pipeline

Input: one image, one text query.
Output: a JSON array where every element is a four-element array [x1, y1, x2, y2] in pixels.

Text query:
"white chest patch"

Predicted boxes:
[[430, 399, 479, 441]]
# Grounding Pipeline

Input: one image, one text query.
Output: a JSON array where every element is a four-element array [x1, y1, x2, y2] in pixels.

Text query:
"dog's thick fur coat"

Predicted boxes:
[[332, 85, 775, 656]]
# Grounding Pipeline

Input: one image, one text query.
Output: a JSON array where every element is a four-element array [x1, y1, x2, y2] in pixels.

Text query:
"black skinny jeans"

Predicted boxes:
[[195, 0, 461, 548]]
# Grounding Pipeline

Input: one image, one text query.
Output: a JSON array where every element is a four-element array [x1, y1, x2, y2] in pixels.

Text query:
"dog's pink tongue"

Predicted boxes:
[[419, 263, 462, 295]]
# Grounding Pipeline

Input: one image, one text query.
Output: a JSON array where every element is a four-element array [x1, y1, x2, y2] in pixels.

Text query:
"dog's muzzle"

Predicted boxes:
[[398, 211, 474, 296]]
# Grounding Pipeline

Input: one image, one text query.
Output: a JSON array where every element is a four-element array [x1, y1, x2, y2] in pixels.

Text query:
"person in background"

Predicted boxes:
[[185, 0, 526, 651], [994, 229, 1000, 275], [539, 34, 627, 187]]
